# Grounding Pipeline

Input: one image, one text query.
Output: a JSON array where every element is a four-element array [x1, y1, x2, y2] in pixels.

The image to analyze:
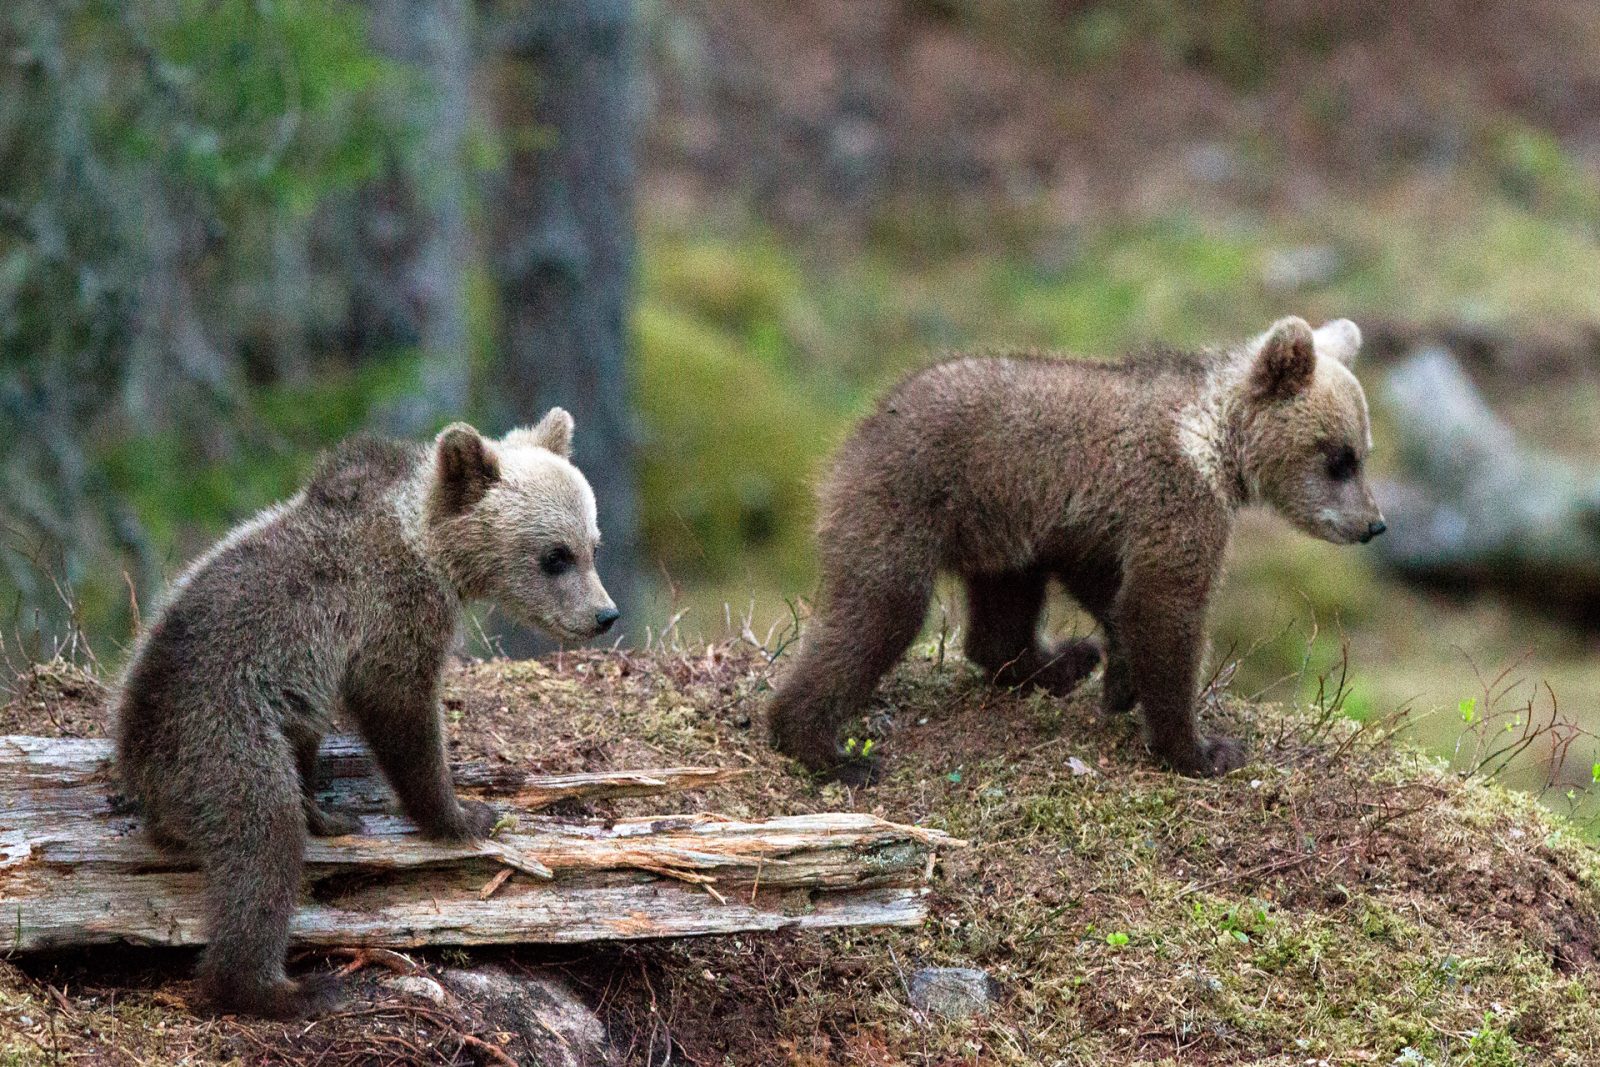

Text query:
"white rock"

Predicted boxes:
[[380, 975, 448, 1006], [908, 967, 998, 1019]]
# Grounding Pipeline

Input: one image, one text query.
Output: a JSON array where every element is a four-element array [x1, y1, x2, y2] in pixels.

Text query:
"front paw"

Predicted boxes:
[[423, 799, 500, 843], [1201, 736, 1246, 775], [829, 754, 883, 788], [456, 799, 500, 840], [206, 974, 347, 1020], [1156, 735, 1246, 777], [783, 747, 882, 787]]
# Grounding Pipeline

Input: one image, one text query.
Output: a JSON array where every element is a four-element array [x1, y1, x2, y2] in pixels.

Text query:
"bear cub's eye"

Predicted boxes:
[[1325, 445, 1360, 482], [540, 545, 575, 576]]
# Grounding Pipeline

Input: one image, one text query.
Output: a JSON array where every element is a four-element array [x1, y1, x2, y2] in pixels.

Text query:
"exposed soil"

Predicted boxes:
[[4, 646, 1600, 1064]]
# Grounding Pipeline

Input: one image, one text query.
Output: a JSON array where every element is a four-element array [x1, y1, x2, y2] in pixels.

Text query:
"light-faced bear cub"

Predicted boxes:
[[770, 317, 1384, 782], [115, 411, 618, 1019]]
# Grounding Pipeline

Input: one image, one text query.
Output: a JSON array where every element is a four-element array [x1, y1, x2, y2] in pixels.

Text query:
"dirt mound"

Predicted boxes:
[[4, 648, 1600, 1064]]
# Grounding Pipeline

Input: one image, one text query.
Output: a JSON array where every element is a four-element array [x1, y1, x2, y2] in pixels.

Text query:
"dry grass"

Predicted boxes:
[[4, 642, 1600, 1065]]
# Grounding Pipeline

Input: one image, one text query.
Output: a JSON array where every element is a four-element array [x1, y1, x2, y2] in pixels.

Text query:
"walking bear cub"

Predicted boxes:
[[770, 316, 1385, 781], [115, 411, 618, 1019]]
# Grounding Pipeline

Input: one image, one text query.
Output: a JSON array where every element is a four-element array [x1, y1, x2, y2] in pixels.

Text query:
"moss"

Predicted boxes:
[[633, 302, 843, 586], [643, 233, 810, 343]]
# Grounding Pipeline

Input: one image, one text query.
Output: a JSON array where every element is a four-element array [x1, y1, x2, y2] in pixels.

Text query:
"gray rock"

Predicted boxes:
[[440, 966, 613, 1067], [1262, 245, 1342, 291], [381, 974, 448, 1006], [1185, 143, 1239, 185], [908, 967, 998, 1019]]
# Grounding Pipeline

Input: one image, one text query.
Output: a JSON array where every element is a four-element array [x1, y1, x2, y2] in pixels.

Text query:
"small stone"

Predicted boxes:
[[1066, 756, 1096, 777], [381, 975, 448, 1006], [1262, 245, 1342, 291], [908, 967, 998, 1019], [1185, 143, 1239, 185]]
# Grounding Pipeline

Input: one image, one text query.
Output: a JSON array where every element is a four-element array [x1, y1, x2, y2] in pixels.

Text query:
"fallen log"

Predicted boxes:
[[1, 735, 960, 952], [1374, 347, 1600, 624]]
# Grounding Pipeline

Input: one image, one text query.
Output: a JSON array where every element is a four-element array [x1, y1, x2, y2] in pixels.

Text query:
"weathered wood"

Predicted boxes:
[[0, 736, 959, 952], [1374, 347, 1600, 622]]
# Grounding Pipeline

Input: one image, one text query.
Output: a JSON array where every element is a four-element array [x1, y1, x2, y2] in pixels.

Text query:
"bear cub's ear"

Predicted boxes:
[[503, 407, 574, 458], [1249, 316, 1317, 401], [432, 422, 501, 516], [1312, 318, 1361, 368]]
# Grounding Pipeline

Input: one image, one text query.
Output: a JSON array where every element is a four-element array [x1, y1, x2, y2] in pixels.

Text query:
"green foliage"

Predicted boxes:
[[1191, 896, 1275, 946], [912, 0, 1279, 85], [3, 0, 400, 364], [1464, 1012, 1522, 1066], [648, 236, 808, 347], [101, 354, 420, 551], [131, 0, 396, 213], [634, 300, 842, 586], [1486, 122, 1600, 222], [0, 0, 408, 644]]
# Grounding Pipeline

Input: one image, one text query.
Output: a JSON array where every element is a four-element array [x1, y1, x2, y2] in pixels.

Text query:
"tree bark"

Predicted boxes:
[[361, 0, 475, 422], [0, 735, 958, 952], [485, 0, 642, 653]]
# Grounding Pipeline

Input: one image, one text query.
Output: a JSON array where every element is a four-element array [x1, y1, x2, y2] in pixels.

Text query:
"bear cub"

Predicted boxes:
[[770, 317, 1385, 781], [115, 410, 618, 1019]]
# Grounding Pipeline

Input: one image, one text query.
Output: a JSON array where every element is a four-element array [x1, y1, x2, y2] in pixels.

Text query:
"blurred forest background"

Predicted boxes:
[[4, 0, 1600, 801]]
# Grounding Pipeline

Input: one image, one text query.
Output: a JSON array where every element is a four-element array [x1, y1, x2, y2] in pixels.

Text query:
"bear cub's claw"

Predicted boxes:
[[421, 798, 500, 842], [770, 723, 883, 787], [457, 799, 500, 839], [827, 754, 883, 788], [294, 973, 350, 1018], [1158, 735, 1246, 778]]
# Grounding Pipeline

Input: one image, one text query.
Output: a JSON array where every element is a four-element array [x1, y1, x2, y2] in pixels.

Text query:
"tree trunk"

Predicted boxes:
[[485, 0, 642, 653], [361, 0, 475, 423], [0, 735, 958, 952]]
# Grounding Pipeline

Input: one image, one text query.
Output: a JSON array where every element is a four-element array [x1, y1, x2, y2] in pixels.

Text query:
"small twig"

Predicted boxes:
[[322, 947, 419, 977], [479, 866, 515, 900], [478, 839, 554, 879], [454, 1031, 519, 1067]]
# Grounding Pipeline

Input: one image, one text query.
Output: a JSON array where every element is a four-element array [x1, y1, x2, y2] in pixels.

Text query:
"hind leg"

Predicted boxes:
[[191, 735, 344, 1019], [770, 568, 933, 781], [1059, 565, 1135, 716], [294, 733, 360, 837], [965, 570, 1101, 697]]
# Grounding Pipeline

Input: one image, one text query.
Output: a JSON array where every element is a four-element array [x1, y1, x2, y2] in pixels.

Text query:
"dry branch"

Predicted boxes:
[[0, 735, 959, 952]]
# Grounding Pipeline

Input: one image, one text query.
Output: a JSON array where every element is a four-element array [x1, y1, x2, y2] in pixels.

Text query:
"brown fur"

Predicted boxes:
[[769, 317, 1384, 781], [114, 412, 617, 1019]]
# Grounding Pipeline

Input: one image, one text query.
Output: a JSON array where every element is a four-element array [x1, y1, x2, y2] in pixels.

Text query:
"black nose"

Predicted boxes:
[[595, 608, 620, 634], [1360, 520, 1387, 543]]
